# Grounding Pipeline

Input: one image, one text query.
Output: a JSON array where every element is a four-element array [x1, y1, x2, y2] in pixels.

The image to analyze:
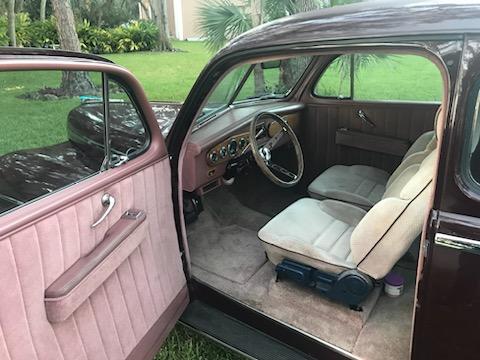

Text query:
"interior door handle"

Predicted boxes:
[[91, 193, 115, 228], [357, 109, 376, 128]]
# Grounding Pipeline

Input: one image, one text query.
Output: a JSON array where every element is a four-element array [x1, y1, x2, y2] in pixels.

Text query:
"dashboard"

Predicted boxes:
[[181, 101, 304, 194]]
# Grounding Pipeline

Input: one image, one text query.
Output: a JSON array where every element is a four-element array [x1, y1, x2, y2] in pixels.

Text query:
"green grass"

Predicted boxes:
[[316, 54, 443, 101], [104, 41, 213, 101], [155, 325, 244, 360]]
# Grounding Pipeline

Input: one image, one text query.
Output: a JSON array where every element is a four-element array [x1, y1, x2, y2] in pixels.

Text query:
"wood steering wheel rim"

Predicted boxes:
[[249, 112, 304, 188]]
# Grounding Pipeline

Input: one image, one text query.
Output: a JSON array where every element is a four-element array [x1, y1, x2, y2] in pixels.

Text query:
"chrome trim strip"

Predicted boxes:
[[434, 233, 480, 252]]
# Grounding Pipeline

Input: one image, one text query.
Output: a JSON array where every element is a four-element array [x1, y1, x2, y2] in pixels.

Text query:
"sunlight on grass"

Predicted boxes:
[[155, 325, 244, 360]]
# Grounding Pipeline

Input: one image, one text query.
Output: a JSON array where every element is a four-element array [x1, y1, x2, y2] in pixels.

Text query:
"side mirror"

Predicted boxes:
[[261, 60, 281, 70]]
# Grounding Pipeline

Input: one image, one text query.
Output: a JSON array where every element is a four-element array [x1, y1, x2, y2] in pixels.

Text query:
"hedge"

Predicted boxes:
[[0, 13, 160, 54]]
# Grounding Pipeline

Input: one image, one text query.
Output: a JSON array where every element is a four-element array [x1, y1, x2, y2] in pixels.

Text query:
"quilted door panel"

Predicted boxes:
[[0, 159, 187, 360]]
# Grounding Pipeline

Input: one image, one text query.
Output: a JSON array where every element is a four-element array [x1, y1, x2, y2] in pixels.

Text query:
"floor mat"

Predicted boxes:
[[189, 220, 267, 284]]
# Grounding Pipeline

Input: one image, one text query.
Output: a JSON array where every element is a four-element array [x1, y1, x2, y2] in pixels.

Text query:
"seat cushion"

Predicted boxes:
[[308, 165, 390, 208], [258, 198, 366, 273]]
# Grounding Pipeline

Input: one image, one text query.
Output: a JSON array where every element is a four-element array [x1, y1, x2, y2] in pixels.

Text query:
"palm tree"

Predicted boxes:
[[198, 0, 322, 93]]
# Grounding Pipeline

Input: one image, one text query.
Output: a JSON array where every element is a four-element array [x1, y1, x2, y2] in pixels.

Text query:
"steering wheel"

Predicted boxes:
[[249, 112, 304, 188]]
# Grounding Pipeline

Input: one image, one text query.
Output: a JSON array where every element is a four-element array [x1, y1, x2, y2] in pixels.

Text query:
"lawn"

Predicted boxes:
[[105, 41, 212, 101]]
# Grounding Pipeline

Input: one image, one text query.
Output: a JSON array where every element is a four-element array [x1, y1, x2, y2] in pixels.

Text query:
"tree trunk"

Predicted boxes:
[[51, 0, 81, 52], [7, 0, 16, 47], [279, 0, 319, 87], [40, 0, 47, 21], [51, 0, 95, 96], [251, 0, 264, 95], [152, 0, 173, 51]]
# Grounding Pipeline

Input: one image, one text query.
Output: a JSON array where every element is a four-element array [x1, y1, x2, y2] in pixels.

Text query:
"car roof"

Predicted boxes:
[[217, 0, 480, 57], [0, 47, 112, 63]]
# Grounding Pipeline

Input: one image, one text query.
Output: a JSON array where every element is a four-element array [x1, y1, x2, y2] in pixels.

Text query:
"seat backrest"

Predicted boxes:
[[349, 149, 437, 279], [386, 106, 442, 188]]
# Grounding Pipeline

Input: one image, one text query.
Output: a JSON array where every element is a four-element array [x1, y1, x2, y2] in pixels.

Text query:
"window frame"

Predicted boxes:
[[311, 52, 443, 104], [458, 77, 480, 196]]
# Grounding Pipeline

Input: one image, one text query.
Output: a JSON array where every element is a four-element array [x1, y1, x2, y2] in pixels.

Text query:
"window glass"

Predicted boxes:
[[196, 56, 313, 126], [464, 81, 480, 185], [314, 54, 442, 102], [198, 64, 250, 122], [314, 56, 351, 99], [0, 70, 148, 216], [108, 79, 148, 164], [235, 57, 312, 102], [0, 70, 104, 215]]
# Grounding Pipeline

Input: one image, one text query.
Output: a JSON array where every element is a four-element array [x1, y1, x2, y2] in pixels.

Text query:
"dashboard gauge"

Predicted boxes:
[[239, 137, 247, 149], [219, 146, 228, 158], [228, 139, 238, 155], [209, 151, 218, 163]]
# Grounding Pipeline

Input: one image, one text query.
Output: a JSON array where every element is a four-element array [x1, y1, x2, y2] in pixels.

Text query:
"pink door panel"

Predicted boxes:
[[0, 61, 187, 360], [0, 159, 187, 360]]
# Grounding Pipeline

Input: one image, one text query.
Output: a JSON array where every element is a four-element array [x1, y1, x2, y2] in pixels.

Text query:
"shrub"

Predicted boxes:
[[77, 20, 114, 54], [111, 21, 159, 53], [26, 17, 58, 48], [0, 15, 160, 54], [0, 12, 32, 46]]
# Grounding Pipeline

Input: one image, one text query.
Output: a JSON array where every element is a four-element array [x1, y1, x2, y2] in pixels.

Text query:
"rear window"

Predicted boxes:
[[314, 54, 443, 102]]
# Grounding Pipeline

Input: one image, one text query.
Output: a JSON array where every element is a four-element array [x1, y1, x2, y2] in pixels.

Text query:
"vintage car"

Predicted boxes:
[[0, 1, 479, 359]]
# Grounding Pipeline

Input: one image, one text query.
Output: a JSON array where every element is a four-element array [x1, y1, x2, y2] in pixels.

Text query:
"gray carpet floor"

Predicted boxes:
[[188, 186, 416, 359]]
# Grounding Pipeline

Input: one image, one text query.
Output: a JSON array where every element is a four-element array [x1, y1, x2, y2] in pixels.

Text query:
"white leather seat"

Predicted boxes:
[[308, 130, 436, 208], [259, 149, 437, 279]]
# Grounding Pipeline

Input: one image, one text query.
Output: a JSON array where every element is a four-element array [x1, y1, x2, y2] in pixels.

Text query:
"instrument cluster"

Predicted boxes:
[[206, 132, 249, 166]]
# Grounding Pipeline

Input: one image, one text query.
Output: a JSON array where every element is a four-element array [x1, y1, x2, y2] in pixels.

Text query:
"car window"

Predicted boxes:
[[235, 57, 312, 102], [0, 70, 148, 216], [463, 79, 480, 186], [198, 64, 251, 123], [314, 54, 443, 102], [197, 56, 313, 126]]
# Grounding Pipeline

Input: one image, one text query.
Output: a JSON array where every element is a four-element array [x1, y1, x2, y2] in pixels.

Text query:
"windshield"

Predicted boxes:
[[197, 56, 312, 126]]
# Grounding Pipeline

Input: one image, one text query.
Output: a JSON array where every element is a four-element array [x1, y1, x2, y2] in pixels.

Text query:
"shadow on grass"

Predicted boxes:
[[155, 325, 245, 360]]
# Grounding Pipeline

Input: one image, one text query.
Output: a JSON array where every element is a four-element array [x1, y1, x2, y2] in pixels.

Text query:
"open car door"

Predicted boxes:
[[0, 53, 187, 360]]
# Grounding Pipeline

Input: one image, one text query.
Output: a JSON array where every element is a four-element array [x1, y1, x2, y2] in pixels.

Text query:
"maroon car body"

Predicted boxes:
[[1, 1, 480, 360]]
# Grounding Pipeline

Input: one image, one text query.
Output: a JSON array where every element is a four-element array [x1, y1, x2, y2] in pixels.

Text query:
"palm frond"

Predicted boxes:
[[198, 0, 252, 52], [263, 0, 297, 21]]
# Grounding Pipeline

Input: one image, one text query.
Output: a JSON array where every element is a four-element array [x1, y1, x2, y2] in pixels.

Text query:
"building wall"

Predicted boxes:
[[139, 0, 247, 41]]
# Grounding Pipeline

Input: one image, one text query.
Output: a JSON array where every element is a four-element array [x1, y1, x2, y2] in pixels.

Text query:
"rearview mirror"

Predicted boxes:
[[261, 60, 281, 69]]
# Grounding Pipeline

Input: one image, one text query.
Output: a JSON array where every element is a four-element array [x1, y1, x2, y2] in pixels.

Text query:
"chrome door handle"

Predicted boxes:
[[357, 109, 376, 127], [91, 193, 115, 228]]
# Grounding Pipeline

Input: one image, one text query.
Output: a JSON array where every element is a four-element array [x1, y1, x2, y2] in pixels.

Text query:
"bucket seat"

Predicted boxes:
[[307, 108, 441, 209], [258, 147, 437, 281]]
